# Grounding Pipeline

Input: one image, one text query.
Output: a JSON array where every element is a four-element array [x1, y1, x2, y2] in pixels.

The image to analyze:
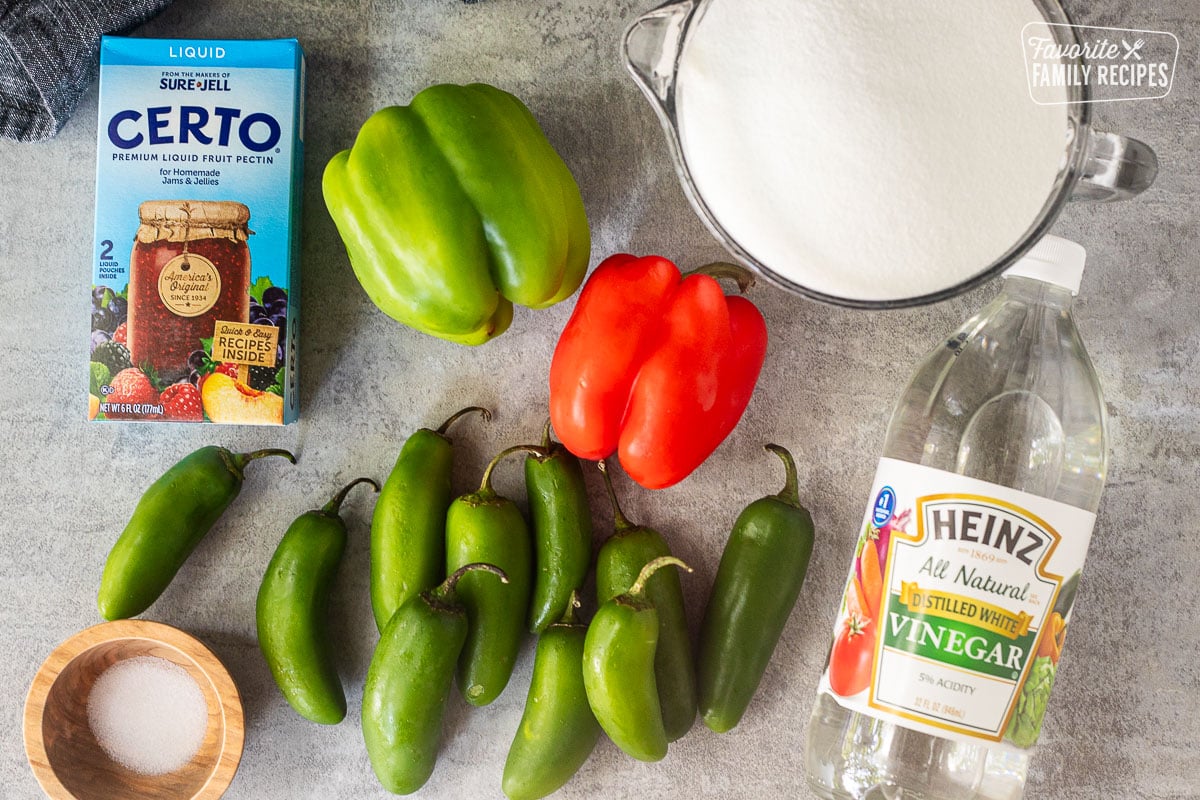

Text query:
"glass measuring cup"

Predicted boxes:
[[623, 0, 1158, 309]]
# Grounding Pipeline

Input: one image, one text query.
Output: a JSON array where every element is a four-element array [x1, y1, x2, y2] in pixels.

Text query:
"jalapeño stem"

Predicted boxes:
[[598, 460, 635, 532], [436, 405, 491, 436], [554, 589, 584, 627], [434, 562, 509, 604], [765, 444, 802, 507], [322, 477, 381, 514], [628, 556, 692, 598], [478, 444, 551, 496], [228, 448, 297, 478]]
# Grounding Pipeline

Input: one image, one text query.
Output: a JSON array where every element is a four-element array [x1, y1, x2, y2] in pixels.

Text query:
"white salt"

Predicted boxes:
[[676, 0, 1070, 302], [87, 655, 208, 775]]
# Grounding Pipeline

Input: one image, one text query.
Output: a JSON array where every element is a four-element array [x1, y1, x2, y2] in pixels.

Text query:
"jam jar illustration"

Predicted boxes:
[[129, 201, 252, 382]]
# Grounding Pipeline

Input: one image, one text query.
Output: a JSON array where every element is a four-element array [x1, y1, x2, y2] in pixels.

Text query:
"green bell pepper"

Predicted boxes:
[[323, 83, 590, 346]]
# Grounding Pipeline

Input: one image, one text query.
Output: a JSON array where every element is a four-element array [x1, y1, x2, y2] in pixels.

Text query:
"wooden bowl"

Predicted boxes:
[[23, 620, 244, 800]]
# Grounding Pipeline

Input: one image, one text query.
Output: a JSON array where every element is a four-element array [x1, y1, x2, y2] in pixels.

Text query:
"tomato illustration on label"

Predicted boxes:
[[829, 612, 874, 697], [830, 502, 913, 698]]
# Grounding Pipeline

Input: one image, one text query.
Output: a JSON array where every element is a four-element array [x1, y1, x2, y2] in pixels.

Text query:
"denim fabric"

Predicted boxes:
[[0, 0, 173, 142]]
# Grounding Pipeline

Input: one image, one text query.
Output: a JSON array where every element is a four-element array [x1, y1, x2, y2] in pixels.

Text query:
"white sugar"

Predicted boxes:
[[677, 0, 1069, 302], [87, 655, 208, 775]]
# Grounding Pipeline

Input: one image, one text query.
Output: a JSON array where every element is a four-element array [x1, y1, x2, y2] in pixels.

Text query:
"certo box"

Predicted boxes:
[[88, 37, 304, 425]]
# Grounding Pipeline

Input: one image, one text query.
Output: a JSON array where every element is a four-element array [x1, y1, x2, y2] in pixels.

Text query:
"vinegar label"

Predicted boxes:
[[818, 458, 1094, 750]]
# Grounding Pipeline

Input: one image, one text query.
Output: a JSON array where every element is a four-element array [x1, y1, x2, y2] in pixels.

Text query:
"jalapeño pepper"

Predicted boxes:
[[98, 446, 296, 620], [257, 477, 379, 725], [583, 556, 692, 762], [502, 592, 601, 800], [595, 462, 697, 742], [363, 563, 508, 795], [525, 421, 593, 633], [446, 444, 541, 705], [371, 405, 490, 631], [697, 444, 815, 732]]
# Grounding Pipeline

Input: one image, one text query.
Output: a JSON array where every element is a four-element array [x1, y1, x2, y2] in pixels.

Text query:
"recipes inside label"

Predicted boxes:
[[211, 320, 279, 367]]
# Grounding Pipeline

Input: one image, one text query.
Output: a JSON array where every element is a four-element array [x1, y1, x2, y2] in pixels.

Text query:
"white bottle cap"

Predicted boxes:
[[1002, 235, 1086, 294]]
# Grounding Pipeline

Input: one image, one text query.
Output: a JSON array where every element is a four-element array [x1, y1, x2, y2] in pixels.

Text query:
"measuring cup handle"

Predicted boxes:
[[1070, 130, 1158, 202]]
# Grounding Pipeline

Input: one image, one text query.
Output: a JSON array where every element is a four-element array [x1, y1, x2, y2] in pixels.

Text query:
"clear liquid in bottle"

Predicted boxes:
[[804, 236, 1107, 800]]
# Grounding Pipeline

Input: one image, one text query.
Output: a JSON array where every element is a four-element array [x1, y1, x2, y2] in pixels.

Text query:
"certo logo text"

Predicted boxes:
[[1022, 23, 1178, 104]]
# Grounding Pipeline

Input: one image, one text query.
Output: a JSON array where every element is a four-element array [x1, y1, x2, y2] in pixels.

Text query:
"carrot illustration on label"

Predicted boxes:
[[858, 541, 884, 619], [1036, 611, 1067, 664], [845, 572, 871, 622]]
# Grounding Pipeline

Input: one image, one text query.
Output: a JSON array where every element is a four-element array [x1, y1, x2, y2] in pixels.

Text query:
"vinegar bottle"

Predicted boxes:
[[804, 236, 1107, 800]]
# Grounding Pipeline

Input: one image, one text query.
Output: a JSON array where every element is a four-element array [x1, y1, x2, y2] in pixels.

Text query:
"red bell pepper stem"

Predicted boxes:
[[682, 262, 756, 294]]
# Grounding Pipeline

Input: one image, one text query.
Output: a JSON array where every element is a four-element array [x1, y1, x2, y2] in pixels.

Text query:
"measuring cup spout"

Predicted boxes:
[[622, 0, 698, 112]]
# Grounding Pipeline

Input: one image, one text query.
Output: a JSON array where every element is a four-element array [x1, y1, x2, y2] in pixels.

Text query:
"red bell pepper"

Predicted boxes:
[[548, 254, 768, 489]]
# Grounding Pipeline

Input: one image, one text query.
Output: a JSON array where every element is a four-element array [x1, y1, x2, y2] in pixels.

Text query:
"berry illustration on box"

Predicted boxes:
[[89, 275, 289, 424]]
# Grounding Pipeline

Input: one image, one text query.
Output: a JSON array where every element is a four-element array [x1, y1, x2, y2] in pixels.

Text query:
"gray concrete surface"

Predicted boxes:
[[2, 0, 1197, 798]]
